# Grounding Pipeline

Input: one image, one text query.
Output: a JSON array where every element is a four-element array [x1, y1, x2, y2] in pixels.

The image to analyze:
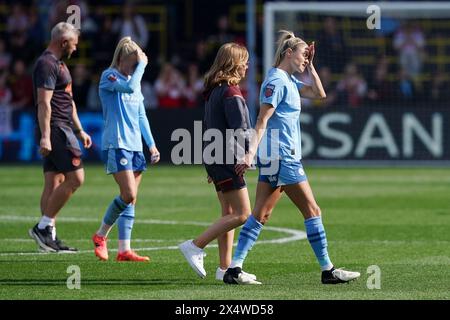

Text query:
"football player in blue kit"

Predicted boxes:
[[92, 37, 160, 262], [224, 30, 361, 285]]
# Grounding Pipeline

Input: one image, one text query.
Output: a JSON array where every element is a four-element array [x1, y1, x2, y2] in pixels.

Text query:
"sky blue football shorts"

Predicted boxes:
[[102, 149, 147, 174]]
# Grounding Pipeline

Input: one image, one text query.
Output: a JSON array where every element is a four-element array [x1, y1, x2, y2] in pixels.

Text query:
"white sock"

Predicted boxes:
[[118, 240, 131, 253], [97, 222, 113, 237], [38, 215, 55, 230], [322, 264, 334, 272], [229, 260, 243, 269]]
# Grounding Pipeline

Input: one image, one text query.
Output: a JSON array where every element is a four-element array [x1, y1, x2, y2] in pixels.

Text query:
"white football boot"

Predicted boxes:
[[216, 267, 257, 281], [322, 267, 360, 284], [179, 240, 207, 278]]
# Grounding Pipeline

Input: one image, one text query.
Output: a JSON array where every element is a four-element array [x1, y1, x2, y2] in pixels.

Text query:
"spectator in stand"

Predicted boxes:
[[367, 55, 394, 106], [87, 74, 102, 111], [0, 40, 11, 71], [184, 63, 204, 108], [27, 5, 45, 53], [48, 0, 71, 31], [8, 59, 34, 111], [428, 70, 450, 106], [78, 0, 99, 41], [316, 17, 348, 73], [92, 13, 119, 73], [393, 22, 425, 78], [154, 63, 185, 109], [112, 1, 149, 50], [336, 62, 367, 108], [0, 70, 13, 135], [72, 64, 92, 110], [9, 29, 34, 63], [313, 66, 337, 108], [237, 77, 259, 113], [396, 68, 417, 104], [193, 40, 213, 75], [141, 80, 158, 110], [7, 4, 29, 34], [208, 15, 235, 48], [0, 70, 12, 107]]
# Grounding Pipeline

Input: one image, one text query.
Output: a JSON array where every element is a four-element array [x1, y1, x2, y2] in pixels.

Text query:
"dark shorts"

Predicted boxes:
[[205, 164, 246, 193], [43, 126, 83, 173]]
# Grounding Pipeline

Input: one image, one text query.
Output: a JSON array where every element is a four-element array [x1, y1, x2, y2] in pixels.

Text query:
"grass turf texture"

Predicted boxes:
[[0, 165, 449, 300]]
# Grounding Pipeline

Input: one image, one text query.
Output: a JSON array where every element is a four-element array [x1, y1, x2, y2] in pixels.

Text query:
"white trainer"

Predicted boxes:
[[215, 267, 257, 281], [179, 240, 207, 278]]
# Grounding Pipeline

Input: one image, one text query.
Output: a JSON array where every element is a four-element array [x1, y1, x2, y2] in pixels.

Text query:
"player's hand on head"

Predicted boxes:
[[138, 49, 148, 65], [149, 145, 160, 164], [39, 138, 52, 157], [307, 41, 315, 65]]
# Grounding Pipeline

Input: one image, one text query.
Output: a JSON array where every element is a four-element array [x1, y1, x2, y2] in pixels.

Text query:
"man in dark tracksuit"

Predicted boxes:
[[29, 22, 92, 253]]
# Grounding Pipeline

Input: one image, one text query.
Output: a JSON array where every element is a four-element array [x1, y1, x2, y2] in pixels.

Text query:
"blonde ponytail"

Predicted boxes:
[[110, 37, 141, 69], [273, 30, 307, 67]]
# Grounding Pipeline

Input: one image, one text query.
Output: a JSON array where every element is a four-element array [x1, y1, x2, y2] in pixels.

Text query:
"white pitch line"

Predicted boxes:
[[0, 215, 306, 257], [0, 215, 209, 226]]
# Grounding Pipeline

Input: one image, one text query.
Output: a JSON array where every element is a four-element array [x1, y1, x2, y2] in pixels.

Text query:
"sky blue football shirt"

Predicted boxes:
[[258, 67, 304, 162], [99, 61, 155, 151]]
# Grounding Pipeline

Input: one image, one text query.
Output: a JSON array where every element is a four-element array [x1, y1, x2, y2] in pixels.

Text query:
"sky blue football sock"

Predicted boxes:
[[117, 203, 135, 241], [230, 215, 263, 269], [102, 196, 128, 226], [304, 216, 333, 271]]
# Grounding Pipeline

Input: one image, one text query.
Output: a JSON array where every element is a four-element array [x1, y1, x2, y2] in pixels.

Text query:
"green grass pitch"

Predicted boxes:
[[0, 165, 449, 300]]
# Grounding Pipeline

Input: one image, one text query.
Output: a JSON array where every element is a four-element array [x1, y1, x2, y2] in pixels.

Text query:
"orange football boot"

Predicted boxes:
[[92, 234, 108, 261], [116, 250, 150, 262]]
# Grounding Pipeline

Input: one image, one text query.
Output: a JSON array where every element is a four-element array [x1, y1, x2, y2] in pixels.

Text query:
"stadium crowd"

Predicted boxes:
[[0, 0, 448, 135]]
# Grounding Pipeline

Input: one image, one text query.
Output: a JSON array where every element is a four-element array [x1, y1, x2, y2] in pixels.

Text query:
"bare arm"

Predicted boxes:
[[72, 100, 83, 132], [235, 104, 276, 176], [37, 88, 53, 156], [300, 64, 326, 99], [300, 42, 326, 100], [72, 101, 92, 149], [249, 104, 276, 156]]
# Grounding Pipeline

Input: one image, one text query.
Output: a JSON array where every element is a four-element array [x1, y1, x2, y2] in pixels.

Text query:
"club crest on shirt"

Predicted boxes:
[[108, 74, 117, 82], [264, 84, 275, 97], [72, 157, 81, 167]]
